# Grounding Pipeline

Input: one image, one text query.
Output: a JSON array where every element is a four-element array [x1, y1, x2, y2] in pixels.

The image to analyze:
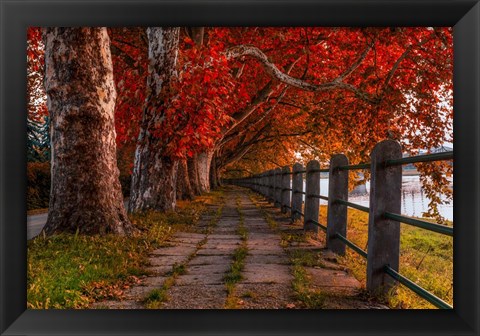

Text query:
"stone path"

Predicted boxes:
[[250, 196, 388, 309], [233, 195, 293, 308], [161, 194, 241, 309], [91, 185, 387, 309]]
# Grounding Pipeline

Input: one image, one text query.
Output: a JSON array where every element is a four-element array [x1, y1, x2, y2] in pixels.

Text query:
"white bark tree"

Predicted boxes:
[[129, 27, 181, 212]]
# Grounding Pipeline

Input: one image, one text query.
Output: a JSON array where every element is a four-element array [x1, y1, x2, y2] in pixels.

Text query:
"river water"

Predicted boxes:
[[307, 175, 453, 221]]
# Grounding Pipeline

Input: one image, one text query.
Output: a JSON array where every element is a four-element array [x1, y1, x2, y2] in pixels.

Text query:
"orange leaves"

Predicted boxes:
[[144, 34, 243, 158], [83, 275, 143, 301]]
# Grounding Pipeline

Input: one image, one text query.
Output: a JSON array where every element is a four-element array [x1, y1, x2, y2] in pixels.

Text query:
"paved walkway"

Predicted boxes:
[[92, 186, 386, 309]]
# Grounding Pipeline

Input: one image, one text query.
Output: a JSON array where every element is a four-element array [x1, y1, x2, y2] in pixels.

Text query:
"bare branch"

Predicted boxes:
[[337, 43, 373, 81]]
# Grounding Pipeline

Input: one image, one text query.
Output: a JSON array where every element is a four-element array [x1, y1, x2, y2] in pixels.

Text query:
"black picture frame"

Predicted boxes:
[[1, 0, 479, 335]]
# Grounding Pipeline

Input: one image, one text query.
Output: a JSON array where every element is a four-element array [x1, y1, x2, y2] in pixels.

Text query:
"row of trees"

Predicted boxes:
[[27, 27, 453, 235]]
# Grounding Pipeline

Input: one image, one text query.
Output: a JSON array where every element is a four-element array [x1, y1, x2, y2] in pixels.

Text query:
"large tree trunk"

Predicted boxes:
[[129, 27, 181, 213], [187, 155, 202, 195], [176, 159, 194, 200], [43, 28, 133, 235], [197, 150, 214, 193]]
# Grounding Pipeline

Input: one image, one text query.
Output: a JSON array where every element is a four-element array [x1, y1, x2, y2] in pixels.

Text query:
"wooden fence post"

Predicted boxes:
[[264, 172, 268, 197], [281, 166, 291, 213], [367, 140, 402, 295], [327, 154, 349, 255], [304, 160, 320, 233], [258, 173, 265, 195], [268, 170, 274, 202], [274, 168, 282, 207], [266, 172, 270, 197], [272, 169, 278, 206], [291, 163, 304, 222]]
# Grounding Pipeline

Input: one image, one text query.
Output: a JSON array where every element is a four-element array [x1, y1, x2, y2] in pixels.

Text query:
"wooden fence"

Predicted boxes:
[[226, 139, 453, 309]]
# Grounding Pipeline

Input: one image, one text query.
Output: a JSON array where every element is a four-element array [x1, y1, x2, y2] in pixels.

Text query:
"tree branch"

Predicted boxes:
[[226, 44, 380, 104], [337, 43, 373, 81], [219, 85, 289, 147], [383, 32, 437, 90]]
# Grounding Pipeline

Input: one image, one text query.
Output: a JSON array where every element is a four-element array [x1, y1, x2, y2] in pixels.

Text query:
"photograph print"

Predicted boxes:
[[26, 27, 453, 309]]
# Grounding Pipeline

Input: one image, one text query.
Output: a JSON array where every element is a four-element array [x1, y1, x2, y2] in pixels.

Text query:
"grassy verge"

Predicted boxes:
[[224, 197, 249, 309], [318, 205, 453, 309], [27, 189, 224, 309]]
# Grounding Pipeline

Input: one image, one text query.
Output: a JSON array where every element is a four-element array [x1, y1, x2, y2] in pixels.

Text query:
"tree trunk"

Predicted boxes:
[[181, 28, 205, 197], [42, 28, 133, 235], [186, 27, 204, 46], [129, 27, 180, 213], [187, 155, 202, 195], [209, 154, 218, 190], [176, 159, 194, 200], [215, 163, 222, 187], [197, 150, 214, 193]]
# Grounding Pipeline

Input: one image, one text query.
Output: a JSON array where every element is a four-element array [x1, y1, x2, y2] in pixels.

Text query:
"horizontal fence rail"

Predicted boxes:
[[384, 266, 453, 309], [226, 139, 453, 309], [335, 199, 370, 213], [385, 151, 453, 166], [337, 163, 371, 170], [307, 219, 327, 232], [384, 212, 453, 236], [309, 194, 329, 201], [335, 233, 368, 259]]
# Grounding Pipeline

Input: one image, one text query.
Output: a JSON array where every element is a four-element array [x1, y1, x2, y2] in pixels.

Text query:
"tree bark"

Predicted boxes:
[[176, 159, 194, 200], [42, 27, 133, 235], [197, 150, 214, 193], [187, 155, 202, 195], [174, 27, 204, 199], [209, 154, 219, 190], [129, 27, 181, 212]]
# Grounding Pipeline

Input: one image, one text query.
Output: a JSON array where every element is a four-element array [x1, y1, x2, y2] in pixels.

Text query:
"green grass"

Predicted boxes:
[[144, 288, 168, 307], [288, 249, 321, 267], [318, 205, 453, 309], [27, 190, 224, 309], [167, 263, 187, 277], [224, 197, 249, 309], [224, 246, 249, 284], [224, 245, 249, 308], [143, 277, 177, 309], [143, 267, 183, 309], [280, 232, 307, 248], [291, 264, 326, 309], [288, 249, 327, 308]]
